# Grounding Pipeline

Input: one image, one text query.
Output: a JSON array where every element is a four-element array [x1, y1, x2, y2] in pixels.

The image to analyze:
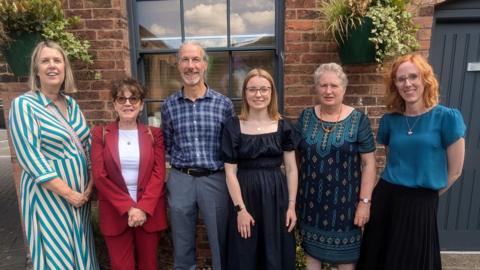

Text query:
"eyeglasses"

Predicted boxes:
[[395, 73, 420, 85], [246, 86, 271, 95], [115, 96, 141, 105]]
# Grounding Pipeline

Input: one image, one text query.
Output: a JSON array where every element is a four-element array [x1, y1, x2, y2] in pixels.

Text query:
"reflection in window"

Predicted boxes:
[[184, 0, 227, 48], [137, 1, 182, 49], [230, 0, 275, 47], [232, 51, 275, 97], [133, 0, 281, 116]]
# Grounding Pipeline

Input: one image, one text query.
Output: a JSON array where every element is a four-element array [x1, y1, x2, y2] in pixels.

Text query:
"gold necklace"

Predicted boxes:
[[318, 105, 342, 134]]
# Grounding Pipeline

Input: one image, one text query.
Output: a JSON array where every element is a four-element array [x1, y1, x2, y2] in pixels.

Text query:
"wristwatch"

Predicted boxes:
[[234, 204, 243, 212], [359, 198, 371, 204]]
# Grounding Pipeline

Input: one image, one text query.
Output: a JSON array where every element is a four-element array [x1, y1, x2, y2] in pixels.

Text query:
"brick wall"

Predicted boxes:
[[0, 0, 446, 268], [283, 0, 445, 170]]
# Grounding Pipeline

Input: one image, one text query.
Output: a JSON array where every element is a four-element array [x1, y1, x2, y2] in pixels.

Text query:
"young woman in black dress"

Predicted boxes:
[[221, 68, 298, 270]]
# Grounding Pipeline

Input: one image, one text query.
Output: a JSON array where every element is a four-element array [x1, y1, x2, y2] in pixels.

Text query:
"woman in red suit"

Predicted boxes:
[[91, 78, 167, 270]]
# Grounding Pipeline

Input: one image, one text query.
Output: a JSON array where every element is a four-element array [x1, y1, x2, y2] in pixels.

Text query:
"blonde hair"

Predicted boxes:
[[239, 68, 281, 121], [385, 54, 439, 113], [28, 41, 77, 93]]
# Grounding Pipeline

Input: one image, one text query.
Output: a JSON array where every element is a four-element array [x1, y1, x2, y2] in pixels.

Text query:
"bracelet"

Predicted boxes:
[[288, 199, 295, 204]]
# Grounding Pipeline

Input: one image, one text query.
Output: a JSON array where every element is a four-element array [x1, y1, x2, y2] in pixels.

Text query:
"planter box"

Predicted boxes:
[[338, 17, 376, 65], [2, 32, 43, 77]]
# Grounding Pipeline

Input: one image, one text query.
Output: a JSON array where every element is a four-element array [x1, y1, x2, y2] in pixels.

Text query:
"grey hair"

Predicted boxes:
[[176, 41, 209, 63], [28, 41, 77, 93], [313, 63, 348, 89]]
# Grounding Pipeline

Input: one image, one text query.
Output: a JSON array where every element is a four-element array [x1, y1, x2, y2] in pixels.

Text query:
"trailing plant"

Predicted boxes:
[[367, 3, 419, 65], [321, 0, 372, 44], [0, 0, 92, 63], [320, 0, 419, 66]]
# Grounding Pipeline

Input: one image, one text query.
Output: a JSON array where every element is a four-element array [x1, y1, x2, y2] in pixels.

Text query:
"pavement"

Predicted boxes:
[[0, 129, 28, 269]]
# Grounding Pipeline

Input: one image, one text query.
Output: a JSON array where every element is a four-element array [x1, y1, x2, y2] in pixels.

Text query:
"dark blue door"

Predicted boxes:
[[430, 18, 480, 250]]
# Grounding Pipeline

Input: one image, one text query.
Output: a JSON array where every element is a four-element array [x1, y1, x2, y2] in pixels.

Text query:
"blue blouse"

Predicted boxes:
[[378, 105, 466, 190]]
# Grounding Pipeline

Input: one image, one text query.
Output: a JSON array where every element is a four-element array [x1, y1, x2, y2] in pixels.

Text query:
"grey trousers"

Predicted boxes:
[[166, 168, 229, 270]]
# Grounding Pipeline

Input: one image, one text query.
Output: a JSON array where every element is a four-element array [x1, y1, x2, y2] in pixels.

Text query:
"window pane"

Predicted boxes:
[[230, 0, 275, 47], [143, 54, 182, 100], [205, 52, 229, 95], [184, 0, 227, 48], [137, 1, 182, 49], [231, 51, 275, 98], [145, 101, 163, 127]]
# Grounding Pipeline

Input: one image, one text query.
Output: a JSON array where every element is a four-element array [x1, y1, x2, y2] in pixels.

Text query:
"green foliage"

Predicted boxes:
[[320, 0, 419, 66], [367, 3, 419, 65], [0, 0, 92, 63], [321, 0, 372, 44]]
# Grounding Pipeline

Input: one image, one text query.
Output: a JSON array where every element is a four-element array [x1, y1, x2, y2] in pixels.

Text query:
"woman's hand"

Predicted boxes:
[[285, 206, 297, 232], [65, 190, 88, 208], [128, 207, 147, 227], [354, 202, 370, 228], [237, 209, 255, 239], [83, 180, 94, 201]]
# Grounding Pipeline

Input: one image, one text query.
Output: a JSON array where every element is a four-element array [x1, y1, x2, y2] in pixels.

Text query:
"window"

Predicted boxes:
[[129, 0, 284, 126]]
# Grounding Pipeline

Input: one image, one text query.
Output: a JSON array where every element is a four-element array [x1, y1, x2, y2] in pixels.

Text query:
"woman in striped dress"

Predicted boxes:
[[8, 41, 98, 269]]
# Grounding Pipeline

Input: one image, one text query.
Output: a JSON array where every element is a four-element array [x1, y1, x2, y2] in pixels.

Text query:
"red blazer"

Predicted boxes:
[[91, 122, 167, 236]]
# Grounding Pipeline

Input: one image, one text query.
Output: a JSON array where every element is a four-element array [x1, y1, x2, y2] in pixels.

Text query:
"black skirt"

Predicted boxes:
[[356, 179, 441, 270]]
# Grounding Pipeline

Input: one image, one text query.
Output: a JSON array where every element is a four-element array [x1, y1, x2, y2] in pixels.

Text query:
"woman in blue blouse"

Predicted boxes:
[[296, 63, 377, 270], [357, 54, 466, 270]]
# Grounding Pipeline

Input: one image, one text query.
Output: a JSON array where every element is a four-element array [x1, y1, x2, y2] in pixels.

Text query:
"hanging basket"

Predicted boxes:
[[2, 32, 43, 77], [338, 17, 376, 65]]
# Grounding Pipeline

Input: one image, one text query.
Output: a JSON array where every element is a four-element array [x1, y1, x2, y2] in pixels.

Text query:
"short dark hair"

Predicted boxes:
[[110, 78, 146, 101]]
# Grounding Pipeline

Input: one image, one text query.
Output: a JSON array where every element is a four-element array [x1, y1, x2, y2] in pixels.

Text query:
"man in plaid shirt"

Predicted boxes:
[[161, 41, 235, 270]]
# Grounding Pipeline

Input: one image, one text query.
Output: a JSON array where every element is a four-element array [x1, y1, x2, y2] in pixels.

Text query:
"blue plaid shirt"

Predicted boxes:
[[161, 86, 235, 170]]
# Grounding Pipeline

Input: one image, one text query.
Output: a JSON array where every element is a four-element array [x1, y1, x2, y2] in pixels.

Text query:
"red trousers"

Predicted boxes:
[[104, 227, 160, 270]]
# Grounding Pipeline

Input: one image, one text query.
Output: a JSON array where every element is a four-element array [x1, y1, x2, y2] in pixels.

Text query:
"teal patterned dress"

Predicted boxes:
[[296, 107, 375, 263], [9, 90, 98, 270]]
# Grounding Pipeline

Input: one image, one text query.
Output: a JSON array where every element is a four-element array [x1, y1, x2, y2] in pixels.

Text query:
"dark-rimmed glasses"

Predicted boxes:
[[115, 96, 141, 105]]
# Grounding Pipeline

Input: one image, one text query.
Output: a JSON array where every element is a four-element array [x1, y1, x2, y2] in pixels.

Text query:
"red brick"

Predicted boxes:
[[98, 30, 124, 40], [89, 60, 115, 70], [285, 86, 313, 96], [69, 0, 83, 9], [85, 19, 114, 29], [284, 75, 301, 86], [286, 20, 315, 31], [347, 85, 370, 95], [95, 50, 121, 59], [99, 70, 128, 80], [91, 80, 113, 90], [284, 64, 316, 75], [297, 9, 321, 19], [362, 96, 377, 106], [75, 91, 100, 101], [285, 53, 301, 63], [85, 0, 111, 8], [413, 17, 433, 28], [75, 70, 97, 80], [66, 9, 92, 19], [284, 107, 305, 118], [286, 43, 310, 53], [419, 6, 434, 16], [90, 40, 116, 50], [285, 96, 313, 106], [361, 74, 384, 84], [285, 9, 296, 20], [285, 0, 316, 9], [301, 53, 336, 64], [83, 110, 110, 120], [78, 101, 106, 110], [73, 30, 97, 41], [417, 28, 432, 41], [93, 9, 121, 19], [285, 32, 302, 42]]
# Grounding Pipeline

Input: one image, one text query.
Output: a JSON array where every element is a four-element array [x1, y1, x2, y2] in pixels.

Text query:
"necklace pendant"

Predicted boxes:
[[127, 141, 131, 145], [407, 130, 413, 135]]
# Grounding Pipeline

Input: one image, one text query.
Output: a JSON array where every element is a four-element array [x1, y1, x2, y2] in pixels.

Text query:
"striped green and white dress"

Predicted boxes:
[[9, 90, 98, 270]]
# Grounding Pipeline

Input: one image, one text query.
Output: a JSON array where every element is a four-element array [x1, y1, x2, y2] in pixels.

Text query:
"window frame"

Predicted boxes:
[[127, 0, 285, 122]]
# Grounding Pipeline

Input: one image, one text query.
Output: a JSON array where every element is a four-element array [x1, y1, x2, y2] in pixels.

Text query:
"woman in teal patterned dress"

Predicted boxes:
[[296, 63, 376, 270], [8, 41, 98, 269]]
